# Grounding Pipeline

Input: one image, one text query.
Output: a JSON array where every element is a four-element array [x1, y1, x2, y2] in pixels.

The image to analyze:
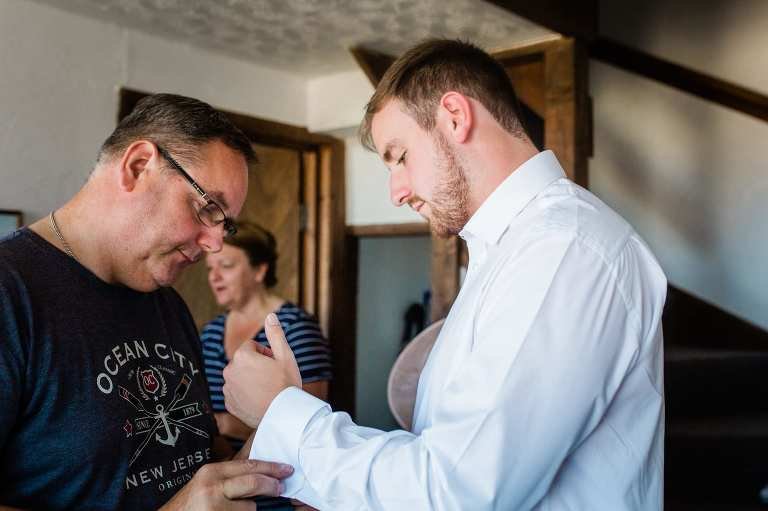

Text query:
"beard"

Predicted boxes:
[[426, 131, 471, 237]]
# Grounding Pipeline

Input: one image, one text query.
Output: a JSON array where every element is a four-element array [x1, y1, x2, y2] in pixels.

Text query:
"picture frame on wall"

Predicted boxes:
[[0, 209, 23, 237]]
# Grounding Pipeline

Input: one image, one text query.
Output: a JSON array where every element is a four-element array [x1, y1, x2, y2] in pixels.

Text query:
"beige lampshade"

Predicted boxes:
[[387, 319, 444, 431]]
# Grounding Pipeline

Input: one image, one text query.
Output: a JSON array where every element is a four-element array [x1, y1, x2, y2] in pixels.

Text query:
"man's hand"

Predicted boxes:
[[159, 459, 293, 510], [223, 313, 302, 428]]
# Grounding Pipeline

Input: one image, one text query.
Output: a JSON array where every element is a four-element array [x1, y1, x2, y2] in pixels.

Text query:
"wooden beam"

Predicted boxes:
[[430, 234, 460, 322], [486, 0, 598, 41], [501, 55, 546, 119], [347, 222, 430, 238], [491, 37, 563, 63], [301, 150, 318, 315], [325, 142, 357, 416], [330, 234, 359, 418], [543, 39, 591, 186], [317, 147, 334, 337], [350, 46, 395, 88], [590, 37, 768, 124]]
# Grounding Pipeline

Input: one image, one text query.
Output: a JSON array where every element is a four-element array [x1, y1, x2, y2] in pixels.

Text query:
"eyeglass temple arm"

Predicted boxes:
[[156, 146, 209, 200]]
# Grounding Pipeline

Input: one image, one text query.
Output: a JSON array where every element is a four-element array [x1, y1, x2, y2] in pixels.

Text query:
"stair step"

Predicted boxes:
[[666, 416, 768, 503], [666, 347, 768, 417], [665, 497, 768, 510]]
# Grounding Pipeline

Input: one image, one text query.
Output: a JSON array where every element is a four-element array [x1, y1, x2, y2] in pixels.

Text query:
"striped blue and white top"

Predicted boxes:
[[201, 301, 333, 416]]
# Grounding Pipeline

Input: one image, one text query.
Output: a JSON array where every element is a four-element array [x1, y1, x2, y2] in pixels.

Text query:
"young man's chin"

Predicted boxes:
[[429, 222, 454, 239]]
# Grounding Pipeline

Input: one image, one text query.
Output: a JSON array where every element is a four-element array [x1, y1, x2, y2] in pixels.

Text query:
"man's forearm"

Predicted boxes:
[[214, 412, 253, 440]]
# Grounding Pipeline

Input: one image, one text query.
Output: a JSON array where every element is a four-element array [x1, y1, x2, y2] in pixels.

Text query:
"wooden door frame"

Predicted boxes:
[[117, 89, 353, 414]]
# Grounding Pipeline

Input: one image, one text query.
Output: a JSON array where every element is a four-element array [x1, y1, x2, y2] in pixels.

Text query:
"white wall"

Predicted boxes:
[[0, 0, 306, 223], [307, 70, 373, 133], [342, 128, 425, 226], [309, 72, 426, 226], [590, 0, 768, 329], [356, 235, 431, 430]]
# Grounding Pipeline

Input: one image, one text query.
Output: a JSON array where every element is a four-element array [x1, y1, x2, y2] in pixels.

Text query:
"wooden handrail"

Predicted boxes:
[[589, 37, 768, 123]]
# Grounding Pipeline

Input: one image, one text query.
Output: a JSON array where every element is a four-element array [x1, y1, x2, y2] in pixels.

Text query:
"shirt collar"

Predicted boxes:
[[459, 150, 566, 246]]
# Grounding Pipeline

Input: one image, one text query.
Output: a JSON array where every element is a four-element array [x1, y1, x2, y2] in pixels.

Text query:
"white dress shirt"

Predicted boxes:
[[250, 150, 667, 510]]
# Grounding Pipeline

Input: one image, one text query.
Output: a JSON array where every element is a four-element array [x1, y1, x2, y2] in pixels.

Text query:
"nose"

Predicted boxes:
[[389, 168, 412, 207], [198, 224, 225, 254]]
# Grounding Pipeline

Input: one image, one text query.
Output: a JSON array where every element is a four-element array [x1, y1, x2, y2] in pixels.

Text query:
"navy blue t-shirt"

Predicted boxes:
[[0, 229, 217, 510]]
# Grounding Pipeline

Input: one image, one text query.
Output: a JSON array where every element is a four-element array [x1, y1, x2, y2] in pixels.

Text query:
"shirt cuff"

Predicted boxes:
[[249, 386, 329, 497]]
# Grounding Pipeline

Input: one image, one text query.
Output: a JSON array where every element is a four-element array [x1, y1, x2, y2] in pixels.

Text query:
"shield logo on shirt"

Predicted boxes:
[[140, 369, 159, 394]]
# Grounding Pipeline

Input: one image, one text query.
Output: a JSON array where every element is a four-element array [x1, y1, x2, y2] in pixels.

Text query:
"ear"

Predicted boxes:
[[436, 92, 473, 144], [117, 140, 159, 192], [253, 262, 269, 283]]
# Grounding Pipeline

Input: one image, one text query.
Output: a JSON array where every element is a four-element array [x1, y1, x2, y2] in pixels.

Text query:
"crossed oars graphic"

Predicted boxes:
[[119, 374, 210, 467]]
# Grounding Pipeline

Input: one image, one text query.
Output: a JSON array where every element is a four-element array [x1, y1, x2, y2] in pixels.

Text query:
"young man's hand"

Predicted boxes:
[[223, 313, 302, 428]]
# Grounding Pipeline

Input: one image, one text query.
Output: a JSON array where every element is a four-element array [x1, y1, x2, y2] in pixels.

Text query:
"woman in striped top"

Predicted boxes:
[[201, 222, 331, 508]]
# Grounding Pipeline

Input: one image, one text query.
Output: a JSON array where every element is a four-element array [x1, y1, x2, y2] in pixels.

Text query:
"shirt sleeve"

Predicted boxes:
[[251, 233, 648, 510], [0, 270, 28, 451]]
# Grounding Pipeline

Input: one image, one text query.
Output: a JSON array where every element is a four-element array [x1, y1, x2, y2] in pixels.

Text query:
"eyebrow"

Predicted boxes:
[[207, 190, 230, 211]]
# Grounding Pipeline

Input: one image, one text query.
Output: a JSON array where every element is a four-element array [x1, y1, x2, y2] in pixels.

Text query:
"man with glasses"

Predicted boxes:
[[0, 94, 293, 510]]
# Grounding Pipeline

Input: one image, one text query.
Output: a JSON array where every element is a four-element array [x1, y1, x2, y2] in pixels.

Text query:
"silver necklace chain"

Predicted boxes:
[[49, 210, 78, 262]]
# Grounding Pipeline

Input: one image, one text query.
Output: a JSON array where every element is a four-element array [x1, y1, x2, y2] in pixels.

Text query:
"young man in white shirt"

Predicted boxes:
[[223, 39, 667, 510]]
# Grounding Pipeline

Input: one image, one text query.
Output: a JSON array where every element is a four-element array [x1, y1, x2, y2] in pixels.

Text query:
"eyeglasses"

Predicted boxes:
[[155, 144, 237, 238]]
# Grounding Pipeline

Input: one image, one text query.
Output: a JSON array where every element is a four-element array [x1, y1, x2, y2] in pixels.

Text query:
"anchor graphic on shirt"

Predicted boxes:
[[119, 374, 210, 466], [154, 404, 180, 446]]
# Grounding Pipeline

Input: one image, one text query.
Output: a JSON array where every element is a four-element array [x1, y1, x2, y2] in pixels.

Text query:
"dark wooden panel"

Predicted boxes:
[[325, 140, 355, 415], [504, 56, 546, 118], [430, 234, 460, 322], [350, 46, 395, 88], [543, 39, 590, 186], [172, 261, 221, 332], [245, 143, 302, 303], [301, 150, 318, 315], [492, 39, 562, 63]]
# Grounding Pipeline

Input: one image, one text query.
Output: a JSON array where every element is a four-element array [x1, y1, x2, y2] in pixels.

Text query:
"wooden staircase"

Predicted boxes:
[[664, 286, 768, 509]]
